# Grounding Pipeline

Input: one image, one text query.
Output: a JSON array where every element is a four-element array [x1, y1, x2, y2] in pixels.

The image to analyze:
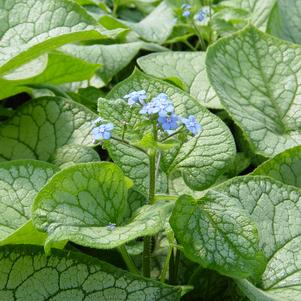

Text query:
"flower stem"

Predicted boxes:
[[142, 124, 158, 277], [192, 21, 206, 51], [160, 245, 173, 282], [118, 245, 139, 275]]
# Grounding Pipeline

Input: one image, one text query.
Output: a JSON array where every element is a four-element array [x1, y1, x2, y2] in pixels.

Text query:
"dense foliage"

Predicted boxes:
[[0, 0, 301, 300]]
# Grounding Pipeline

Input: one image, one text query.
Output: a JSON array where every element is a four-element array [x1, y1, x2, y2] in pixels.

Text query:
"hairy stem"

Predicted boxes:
[[142, 124, 158, 277], [160, 245, 173, 282], [118, 245, 139, 275]]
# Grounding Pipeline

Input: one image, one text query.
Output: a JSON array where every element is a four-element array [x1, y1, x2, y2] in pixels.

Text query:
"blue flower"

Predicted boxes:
[[92, 123, 114, 141], [140, 93, 174, 117], [181, 4, 191, 18], [158, 114, 179, 131], [93, 117, 103, 126], [182, 10, 191, 18], [195, 7, 210, 23], [181, 115, 201, 136], [124, 90, 147, 106], [106, 223, 116, 231]]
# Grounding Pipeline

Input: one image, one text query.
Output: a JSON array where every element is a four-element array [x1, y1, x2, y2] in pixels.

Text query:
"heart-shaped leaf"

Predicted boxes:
[[0, 0, 122, 76], [138, 52, 221, 109], [103, 69, 236, 191], [170, 194, 265, 279], [0, 160, 58, 246], [0, 96, 97, 162], [0, 245, 181, 300], [207, 25, 301, 157], [176, 175, 301, 301], [32, 162, 172, 252]]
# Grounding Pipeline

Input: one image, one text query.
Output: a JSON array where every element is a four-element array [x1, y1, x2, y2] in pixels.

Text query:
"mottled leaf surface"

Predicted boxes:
[[176, 175, 301, 300], [0, 96, 97, 161], [50, 145, 100, 169], [170, 194, 264, 279], [0, 160, 58, 246], [207, 25, 301, 157], [0, 245, 181, 300], [138, 52, 221, 109], [268, 0, 301, 45], [106, 69, 235, 191], [33, 162, 172, 251], [0, 0, 121, 75], [253, 146, 301, 188]]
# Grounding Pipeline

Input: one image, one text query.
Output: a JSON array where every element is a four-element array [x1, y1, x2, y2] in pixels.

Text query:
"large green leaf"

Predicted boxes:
[[0, 160, 58, 246], [137, 52, 221, 109], [61, 42, 143, 85], [170, 194, 265, 279], [32, 162, 172, 251], [176, 175, 301, 300], [221, 0, 276, 30], [0, 0, 122, 76], [125, 1, 174, 44], [0, 96, 97, 161], [105, 69, 236, 191], [207, 25, 301, 158], [253, 146, 301, 188], [0, 245, 181, 300], [0, 51, 100, 100], [267, 0, 301, 45], [50, 145, 100, 169]]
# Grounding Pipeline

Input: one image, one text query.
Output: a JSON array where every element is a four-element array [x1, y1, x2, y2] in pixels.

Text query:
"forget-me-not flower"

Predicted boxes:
[[181, 115, 201, 135], [106, 223, 116, 231], [158, 114, 179, 131], [195, 7, 210, 23], [140, 93, 174, 117], [92, 123, 114, 141], [93, 117, 103, 126], [181, 4, 191, 18], [124, 90, 147, 106]]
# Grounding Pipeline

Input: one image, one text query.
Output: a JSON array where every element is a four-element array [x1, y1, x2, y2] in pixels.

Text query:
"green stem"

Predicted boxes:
[[169, 247, 181, 284], [160, 245, 173, 282], [112, 0, 119, 17], [184, 40, 197, 51], [118, 245, 139, 275], [160, 126, 184, 142], [192, 21, 206, 51], [111, 136, 147, 154], [169, 248, 175, 283], [142, 124, 158, 277]]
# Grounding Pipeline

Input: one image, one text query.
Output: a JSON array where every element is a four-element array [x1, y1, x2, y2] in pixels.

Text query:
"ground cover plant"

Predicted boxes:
[[1, 0, 301, 300]]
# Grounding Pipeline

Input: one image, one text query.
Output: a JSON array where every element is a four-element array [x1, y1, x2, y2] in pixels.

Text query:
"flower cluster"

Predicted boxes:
[[195, 7, 210, 23], [181, 4, 191, 18], [124, 90, 147, 106], [123, 90, 201, 136], [92, 117, 114, 142]]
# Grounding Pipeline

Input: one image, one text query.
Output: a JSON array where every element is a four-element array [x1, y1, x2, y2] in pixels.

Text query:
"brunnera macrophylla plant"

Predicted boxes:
[[2, 0, 301, 300]]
